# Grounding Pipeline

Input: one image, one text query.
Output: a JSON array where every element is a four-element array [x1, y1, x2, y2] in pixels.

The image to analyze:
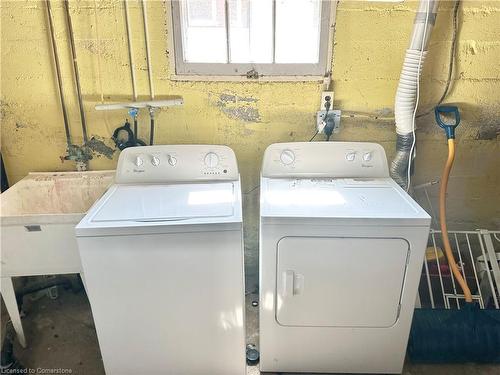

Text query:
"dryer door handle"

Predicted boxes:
[[283, 270, 304, 297], [283, 270, 295, 297]]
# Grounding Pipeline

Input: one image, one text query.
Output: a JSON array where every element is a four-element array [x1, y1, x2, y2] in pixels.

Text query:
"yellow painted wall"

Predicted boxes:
[[1, 1, 499, 289]]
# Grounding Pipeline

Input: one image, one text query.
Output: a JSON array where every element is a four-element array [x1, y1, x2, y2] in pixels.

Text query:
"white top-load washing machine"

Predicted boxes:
[[259, 142, 431, 374], [76, 145, 245, 375]]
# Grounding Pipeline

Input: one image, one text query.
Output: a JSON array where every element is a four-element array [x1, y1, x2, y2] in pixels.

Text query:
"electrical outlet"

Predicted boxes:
[[320, 91, 334, 111], [316, 110, 341, 134]]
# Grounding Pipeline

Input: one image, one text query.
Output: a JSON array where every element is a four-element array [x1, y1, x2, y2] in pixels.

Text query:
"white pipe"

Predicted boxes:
[[95, 98, 184, 111], [409, 0, 439, 50], [124, 0, 137, 101], [395, 0, 439, 135], [94, 0, 104, 104], [141, 0, 155, 99]]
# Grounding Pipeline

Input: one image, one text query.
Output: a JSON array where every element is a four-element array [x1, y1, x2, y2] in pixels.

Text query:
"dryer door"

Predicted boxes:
[[276, 236, 409, 327]]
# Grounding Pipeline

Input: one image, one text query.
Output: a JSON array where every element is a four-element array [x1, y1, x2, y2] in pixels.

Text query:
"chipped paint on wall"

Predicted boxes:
[[86, 136, 115, 159], [211, 91, 261, 122]]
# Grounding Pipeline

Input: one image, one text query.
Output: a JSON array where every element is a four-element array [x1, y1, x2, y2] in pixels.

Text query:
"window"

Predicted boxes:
[[170, 0, 332, 78]]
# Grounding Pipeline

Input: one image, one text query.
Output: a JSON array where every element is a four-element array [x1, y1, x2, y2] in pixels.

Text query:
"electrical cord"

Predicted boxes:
[[338, 0, 461, 121], [309, 131, 319, 142], [416, 0, 461, 119], [323, 100, 334, 141], [406, 0, 430, 192], [310, 95, 332, 142]]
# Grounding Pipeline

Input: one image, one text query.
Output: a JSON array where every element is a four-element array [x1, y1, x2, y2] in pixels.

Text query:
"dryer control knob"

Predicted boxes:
[[151, 156, 160, 166], [204, 152, 219, 168], [167, 155, 177, 166], [363, 152, 372, 162], [345, 152, 356, 162], [280, 149, 295, 165], [135, 156, 144, 167]]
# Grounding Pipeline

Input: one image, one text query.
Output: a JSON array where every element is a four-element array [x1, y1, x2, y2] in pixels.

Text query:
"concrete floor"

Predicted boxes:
[[2, 281, 499, 375]]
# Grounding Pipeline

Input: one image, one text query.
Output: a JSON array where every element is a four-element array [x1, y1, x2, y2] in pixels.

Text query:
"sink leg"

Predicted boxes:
[[1, 277, 27, 348]]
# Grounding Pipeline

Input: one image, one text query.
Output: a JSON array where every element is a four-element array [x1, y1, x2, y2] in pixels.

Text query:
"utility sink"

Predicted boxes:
[[1, 170, 114, 276]]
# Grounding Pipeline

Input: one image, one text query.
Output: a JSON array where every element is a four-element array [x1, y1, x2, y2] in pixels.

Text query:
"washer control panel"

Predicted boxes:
[[115, 145, 239, 183], [262, 142, 389, 178]]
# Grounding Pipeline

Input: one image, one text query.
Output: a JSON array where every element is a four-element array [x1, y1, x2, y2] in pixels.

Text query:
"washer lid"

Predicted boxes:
[[90, 182, 235, 223]]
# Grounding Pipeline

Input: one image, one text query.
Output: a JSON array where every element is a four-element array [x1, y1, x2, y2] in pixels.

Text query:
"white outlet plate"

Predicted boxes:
[[320, 91, 334, 111], [316, 110, 341, 134]]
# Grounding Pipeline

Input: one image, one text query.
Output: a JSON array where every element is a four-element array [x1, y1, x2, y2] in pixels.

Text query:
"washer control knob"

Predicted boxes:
[[363, 152, 372, 162], [167, 155, 177, 166], [280, 149, 295, 165], [204, 152, 219, 168], [135, 156, 144, 167], [151, 156, 160, 166], [346, 152, 356, 162]]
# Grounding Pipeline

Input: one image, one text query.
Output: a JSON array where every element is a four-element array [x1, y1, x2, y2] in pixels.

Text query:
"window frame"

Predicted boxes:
[[168, 0, 335, 81]]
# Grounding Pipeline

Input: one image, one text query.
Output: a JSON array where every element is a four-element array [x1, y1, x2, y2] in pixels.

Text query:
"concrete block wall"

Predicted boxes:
[[1, 1, 499, 290]]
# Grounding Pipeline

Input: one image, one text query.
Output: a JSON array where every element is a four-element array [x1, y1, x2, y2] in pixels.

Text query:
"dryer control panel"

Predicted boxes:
[[115, 145, 239, 183], [262, 142, 389, 178]]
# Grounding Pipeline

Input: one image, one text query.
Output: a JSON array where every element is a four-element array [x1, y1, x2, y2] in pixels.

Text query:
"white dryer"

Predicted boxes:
[[259, 142, 431, 374], [76, 145, 245, 375]]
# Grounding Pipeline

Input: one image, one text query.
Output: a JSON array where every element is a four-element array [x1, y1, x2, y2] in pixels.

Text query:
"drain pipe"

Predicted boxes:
[[390, 0, 439, 190]]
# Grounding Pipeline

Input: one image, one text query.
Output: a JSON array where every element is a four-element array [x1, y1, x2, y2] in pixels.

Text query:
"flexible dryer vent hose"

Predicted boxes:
[[391, 0, 439, 190], [439, 138, 472, 302]]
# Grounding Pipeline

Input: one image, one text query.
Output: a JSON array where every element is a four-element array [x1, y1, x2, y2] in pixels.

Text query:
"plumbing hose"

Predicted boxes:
[[395, 50, 428, 135], [439, 139, 472, 302]]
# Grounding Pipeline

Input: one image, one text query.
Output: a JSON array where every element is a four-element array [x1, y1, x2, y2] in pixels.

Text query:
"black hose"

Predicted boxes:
[[149, 118, 154, 145], [133, 116, 138, 145], [113, 121, 136, 150], [323, 98, 333, 141]]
